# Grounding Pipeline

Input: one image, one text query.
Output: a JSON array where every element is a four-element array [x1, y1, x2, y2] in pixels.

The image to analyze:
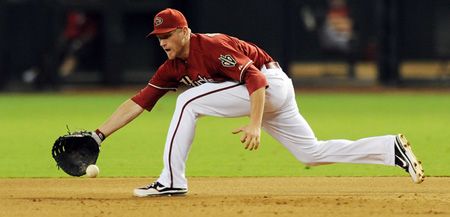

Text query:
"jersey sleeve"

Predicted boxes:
[[214, 39, 268, 95], [148, 62, 179, 90], [242, 64, 268, 94], [131, 85, 168, 111], [131, 63, 178, 111]]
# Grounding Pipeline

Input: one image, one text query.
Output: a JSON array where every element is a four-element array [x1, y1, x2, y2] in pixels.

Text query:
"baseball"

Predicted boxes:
[[85, 165, 99, 178]]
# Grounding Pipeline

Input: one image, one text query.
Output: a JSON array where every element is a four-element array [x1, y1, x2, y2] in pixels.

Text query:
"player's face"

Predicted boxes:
[[157, 28, 188, 60]]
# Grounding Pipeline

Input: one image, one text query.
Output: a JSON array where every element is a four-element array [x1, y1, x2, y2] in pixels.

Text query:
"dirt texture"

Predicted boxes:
[[0, 177, 448, 217]]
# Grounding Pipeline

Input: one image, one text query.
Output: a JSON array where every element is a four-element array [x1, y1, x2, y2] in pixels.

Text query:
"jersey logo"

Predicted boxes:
[[218, 54, 237, 67]]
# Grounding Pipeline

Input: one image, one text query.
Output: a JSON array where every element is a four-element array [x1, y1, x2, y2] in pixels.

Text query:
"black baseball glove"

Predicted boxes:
[[51, 131, 101, 176]]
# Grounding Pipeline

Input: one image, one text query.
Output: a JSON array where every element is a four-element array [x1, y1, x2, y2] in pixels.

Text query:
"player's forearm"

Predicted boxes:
[[98, 99, 144, 137], [249, 87, 265, 127]]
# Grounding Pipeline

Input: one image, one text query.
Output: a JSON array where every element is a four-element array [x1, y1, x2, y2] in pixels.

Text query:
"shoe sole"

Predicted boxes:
[[396, 134, 425, 184], [133, 189, 188, 197]]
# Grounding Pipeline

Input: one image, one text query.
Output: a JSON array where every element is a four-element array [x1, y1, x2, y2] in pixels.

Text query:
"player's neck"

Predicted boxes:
[[177, 35, 191, 60]]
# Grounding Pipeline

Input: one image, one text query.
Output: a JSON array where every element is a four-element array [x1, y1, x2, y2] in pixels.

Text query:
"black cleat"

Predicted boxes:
[[133, 181, 188, 197]]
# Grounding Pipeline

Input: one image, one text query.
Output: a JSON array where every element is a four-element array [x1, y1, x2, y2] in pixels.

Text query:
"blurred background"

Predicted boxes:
[[0, 0, 449, 91]]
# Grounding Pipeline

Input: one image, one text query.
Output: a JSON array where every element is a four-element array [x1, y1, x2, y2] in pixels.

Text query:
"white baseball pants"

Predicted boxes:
[[157, 66, 396, 188]]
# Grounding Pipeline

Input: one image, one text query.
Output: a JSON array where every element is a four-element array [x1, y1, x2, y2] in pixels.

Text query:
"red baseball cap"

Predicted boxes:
[[147, 8, 188, 36]]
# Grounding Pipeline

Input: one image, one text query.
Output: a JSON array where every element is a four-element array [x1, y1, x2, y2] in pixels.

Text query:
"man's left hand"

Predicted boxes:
[[232, 125, 261, 150]]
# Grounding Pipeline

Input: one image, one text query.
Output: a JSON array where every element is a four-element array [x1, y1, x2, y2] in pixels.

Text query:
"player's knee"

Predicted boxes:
[[303, 162, 322, 166], [302, 159, 317, 166], [299, 154, 322, 166]]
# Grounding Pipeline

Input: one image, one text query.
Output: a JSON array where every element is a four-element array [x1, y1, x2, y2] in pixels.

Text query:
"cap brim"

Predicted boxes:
[[146, 27, 178, 37]]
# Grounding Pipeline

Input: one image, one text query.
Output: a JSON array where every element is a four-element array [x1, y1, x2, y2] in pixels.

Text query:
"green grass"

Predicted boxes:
[[1, 91, 449, 178]]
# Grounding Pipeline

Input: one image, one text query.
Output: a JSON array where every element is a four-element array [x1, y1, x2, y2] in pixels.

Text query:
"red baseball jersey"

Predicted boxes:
[[132, 33, 274, 111]]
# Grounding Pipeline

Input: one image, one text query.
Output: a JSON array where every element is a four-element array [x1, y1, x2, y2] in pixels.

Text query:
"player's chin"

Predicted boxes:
[[166, 53, 176, 60], [166, 51, 176, 60]]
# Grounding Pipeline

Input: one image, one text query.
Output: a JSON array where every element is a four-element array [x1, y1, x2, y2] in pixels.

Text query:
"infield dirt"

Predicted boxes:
[[0, 177, 448, 217]]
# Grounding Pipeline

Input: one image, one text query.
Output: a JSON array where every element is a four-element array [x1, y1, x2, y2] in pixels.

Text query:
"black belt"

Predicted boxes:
[[264, 61, 281, 69]]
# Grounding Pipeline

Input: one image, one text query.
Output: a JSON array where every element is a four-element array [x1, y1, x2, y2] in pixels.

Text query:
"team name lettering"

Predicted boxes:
[[179, 75, 215, 87]]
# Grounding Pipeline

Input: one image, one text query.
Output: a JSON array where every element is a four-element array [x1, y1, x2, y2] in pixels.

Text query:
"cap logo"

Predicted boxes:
[[154, 17, 163, 26]]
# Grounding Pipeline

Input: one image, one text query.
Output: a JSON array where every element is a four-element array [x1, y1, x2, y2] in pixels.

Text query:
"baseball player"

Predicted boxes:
[[92, 8, 424, 197]]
